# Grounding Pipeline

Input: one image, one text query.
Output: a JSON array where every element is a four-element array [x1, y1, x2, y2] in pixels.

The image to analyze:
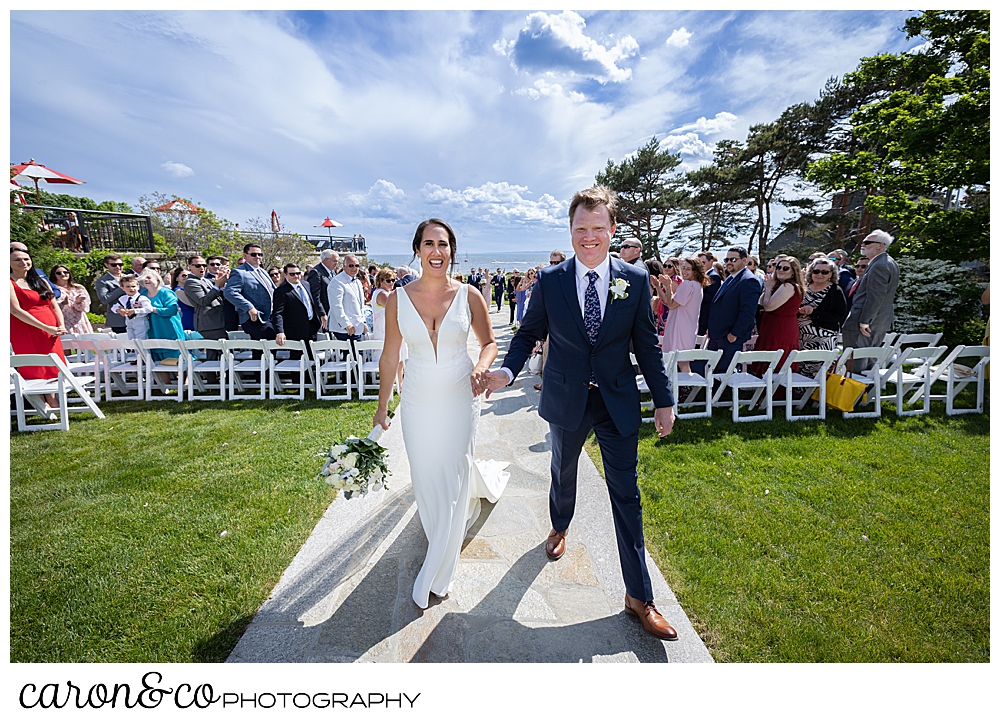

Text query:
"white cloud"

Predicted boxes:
[[345, 179, 407, 218], [422, 181, 566, 228], [506, 10, 638, 84], [666, 28, 692, 48], [513, 78, 585, 102], [161, 161, 194, 177], [661, 133, 714, 157], [671, 111, 738, 136]]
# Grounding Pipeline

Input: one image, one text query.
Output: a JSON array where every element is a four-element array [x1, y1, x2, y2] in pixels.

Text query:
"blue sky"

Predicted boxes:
[[10, 9, 922, 255]]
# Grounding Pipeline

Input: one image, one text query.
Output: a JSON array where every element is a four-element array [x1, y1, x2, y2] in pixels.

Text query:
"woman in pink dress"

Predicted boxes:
[[51, 264, 94, 334], [658, 257, 710, 372]]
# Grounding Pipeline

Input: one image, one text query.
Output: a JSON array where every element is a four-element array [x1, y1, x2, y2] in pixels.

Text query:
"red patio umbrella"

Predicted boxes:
[[10, 159, 85, 202], [316, 216, 344, 244], [271, 210, 281, 233], [153, 199, 201, 214]]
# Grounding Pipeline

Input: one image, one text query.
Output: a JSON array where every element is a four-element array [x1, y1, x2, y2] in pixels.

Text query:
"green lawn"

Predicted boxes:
[[586, 403, 990, 662], [10, 398, 381, 663]]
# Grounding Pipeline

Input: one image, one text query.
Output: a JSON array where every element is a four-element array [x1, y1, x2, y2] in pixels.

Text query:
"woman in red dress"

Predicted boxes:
[[750, 255, 804, 376], [10, 248, 68, 403]]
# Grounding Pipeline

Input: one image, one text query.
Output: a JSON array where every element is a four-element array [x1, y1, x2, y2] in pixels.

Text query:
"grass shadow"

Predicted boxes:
[[192, 613, 256, 662]]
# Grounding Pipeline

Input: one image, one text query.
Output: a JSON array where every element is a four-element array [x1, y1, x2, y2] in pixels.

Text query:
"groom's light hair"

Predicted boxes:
[[568, 186, 618, 227]]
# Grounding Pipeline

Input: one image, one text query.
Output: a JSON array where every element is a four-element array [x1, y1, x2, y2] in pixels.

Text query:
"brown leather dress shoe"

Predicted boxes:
[[624, 593, 678, 640], [545, 529, 567, 560]]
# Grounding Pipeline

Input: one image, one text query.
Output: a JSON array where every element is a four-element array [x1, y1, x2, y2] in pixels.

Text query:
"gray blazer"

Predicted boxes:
[[843, 251, 899, 333], [94, 272, 126, 329], [184, 274, 226, 333]]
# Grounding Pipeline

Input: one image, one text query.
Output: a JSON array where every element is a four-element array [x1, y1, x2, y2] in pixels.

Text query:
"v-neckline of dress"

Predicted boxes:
[[402, 283, 463, 364]]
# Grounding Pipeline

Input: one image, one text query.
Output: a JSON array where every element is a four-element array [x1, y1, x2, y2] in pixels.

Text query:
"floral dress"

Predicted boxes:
[[57, 284, 94, 334]]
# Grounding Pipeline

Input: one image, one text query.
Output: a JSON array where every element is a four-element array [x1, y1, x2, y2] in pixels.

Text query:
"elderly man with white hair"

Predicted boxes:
[[328, 254, 367, 343], [842, 229, 899, 366]]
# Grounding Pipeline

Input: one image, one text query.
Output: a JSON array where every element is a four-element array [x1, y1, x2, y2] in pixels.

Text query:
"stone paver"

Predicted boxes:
[[228, 308, 713, 663]]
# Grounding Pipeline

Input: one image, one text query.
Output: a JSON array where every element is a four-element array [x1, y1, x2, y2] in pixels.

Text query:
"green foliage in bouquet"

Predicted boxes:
[[317, 435, 391, 499]]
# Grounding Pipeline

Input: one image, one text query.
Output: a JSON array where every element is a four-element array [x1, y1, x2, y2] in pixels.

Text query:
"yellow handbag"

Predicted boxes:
[[811, 372, 868, 412]]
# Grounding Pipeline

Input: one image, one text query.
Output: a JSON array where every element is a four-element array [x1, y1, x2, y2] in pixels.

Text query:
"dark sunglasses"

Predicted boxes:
[[286, 271, 302, 276], [191, 263, 207, 268], [861, 239, 879, 246], [208, 261, 222, 266], [146, 266, 161, 271], [248, 252, 264, 257], [776, 265, 792, 271], [724, 257, 740, 262], [812, 269, 832, 275], [345, 263, 359, 268], [54, 270, 70, 276], [108, 262, 124, 267]]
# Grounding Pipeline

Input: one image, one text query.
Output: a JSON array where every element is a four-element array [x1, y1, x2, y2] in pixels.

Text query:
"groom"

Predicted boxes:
[[485, 186, 678, 641]]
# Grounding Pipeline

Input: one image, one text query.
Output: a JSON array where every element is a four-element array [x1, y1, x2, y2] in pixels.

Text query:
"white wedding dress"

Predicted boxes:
[[396, 283, 509, 609]]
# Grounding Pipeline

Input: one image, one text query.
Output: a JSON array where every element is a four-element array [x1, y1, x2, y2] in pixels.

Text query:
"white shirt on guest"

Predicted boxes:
[[574, 254, 611, 321]]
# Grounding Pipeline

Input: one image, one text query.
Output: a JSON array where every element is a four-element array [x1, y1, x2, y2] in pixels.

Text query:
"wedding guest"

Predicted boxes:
[[831, 249, 856, 293], [645, 258, 668, 336], [168, 266, 195, 331], [845, 256, 869, 315], [224, 243, 276, 346], [747, 255, 766, 283], [272, 263, 320, 360], [184, 255, 227, 361], [750, 255, 804, 376], [207, 256, 239, 331], [306, 249, 340, 330], [131, 256, 146, 274], [798, 257, 848, 377], [842, 230, 899, 366], [515, 268, 535, 324], [10, 248, 67, 396], [110, 274, 152, 341], [706, 247, 761, 374], [328, 254, 367, 343], [9, 242, 60, 299], [659, 257, 710, 371], [94, 254, 125, 334], [267, 266, 283, 287], [50, 264, 94, 334], [394, 265, 416, 288], [620, 239, 643, 265], [507, 269, 521, 325], [491, 267, 506, 312], [697, 252, 723, 336], [139, 268, 186, 363]]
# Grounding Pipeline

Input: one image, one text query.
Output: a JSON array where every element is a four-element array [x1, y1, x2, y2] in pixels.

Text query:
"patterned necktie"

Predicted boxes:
[[584, 270, 601, 345], [126, 296, 133, 309]]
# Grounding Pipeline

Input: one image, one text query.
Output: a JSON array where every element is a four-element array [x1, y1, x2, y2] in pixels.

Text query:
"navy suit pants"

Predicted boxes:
[[548, 387, 653, 601], [707, 336, 744, 376]]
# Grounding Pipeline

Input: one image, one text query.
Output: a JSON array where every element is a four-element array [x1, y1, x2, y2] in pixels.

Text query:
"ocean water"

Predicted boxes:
[[366, 250, 557, 274]]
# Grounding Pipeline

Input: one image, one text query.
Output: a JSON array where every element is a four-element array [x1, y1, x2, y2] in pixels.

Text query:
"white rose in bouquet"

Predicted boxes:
[[331, 444, 348, 457], [342, 452, 359, 470]]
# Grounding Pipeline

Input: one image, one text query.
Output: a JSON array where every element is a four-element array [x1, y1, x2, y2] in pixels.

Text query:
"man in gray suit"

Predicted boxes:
[[184, 255, 229, 358], [305, 249, 338, 331], [94, 253, 127, 334], [842, 229, 900, 369]]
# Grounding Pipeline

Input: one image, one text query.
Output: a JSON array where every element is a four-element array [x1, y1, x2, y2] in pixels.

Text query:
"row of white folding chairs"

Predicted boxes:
[[9, 352, 106, 432], [634, 342, 988, 423]]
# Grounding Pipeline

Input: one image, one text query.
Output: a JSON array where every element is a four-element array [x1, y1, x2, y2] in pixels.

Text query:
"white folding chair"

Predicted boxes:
[[833, 347, 890, 418], [93, 338, 144, 401], [60, 338, 104, 402], [227, 330, 251, 340], [182, 339, 227, 401], [634, 351, 673, 423], [10, 353, 105, 432], [265, 340, 314, 399], [772, 349, 841, 421], [712, 350, 783, 422], [667, 348, 722, 419], [311, 339, 355, 400], [354, 339, 389, 400], [880, 345, 946, 416], [920, 345, 989, 415], [889, 332, 943, 364], [136, 339, 186, 402], [226, 340, 269, 400]]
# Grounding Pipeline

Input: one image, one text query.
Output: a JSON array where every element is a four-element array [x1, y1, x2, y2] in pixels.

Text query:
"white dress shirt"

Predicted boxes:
[[574, 254, 611, 321], [291, 282, 313, 320]]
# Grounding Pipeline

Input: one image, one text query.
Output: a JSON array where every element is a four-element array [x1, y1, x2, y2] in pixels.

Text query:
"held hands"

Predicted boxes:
[[483, 370, 510, 399], [653, 406, 675, 438], [470, 368, 490, 397]]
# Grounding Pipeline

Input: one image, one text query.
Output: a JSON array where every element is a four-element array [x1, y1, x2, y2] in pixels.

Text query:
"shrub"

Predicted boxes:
[[893, 258, 986, 347]]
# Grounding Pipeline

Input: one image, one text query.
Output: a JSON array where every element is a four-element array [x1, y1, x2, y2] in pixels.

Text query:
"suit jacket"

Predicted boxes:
[[273, 281, 321, 341], [183, 274, 226, 333], [305, 263, 335, 317], [707, 267, 762, 342], [502, 256, 673, 437], [94, 272, 126, 329], [393, 274, 416, 288], [328, 271, 366, 333], [223, 263, 274, 324], [698, 269, 722, 335], [843, 252, 899, 332]]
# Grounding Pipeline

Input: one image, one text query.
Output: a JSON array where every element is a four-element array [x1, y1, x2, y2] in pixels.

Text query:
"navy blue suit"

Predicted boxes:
[[706, 267, 762, 373], [501, 256, 673, 601]]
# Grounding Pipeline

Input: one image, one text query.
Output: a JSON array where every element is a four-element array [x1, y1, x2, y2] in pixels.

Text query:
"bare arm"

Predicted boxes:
[[468, 285, 498, 396], [373, 292, 402, 430], [761, 282, 794, 311], [982, 284, 990, 305]]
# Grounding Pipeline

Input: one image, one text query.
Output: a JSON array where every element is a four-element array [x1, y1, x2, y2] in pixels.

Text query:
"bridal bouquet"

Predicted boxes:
[[317, 427, 391, 499]]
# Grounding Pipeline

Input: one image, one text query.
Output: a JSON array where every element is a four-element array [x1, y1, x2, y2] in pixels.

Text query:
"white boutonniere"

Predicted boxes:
[[609, 277, 629, 302]]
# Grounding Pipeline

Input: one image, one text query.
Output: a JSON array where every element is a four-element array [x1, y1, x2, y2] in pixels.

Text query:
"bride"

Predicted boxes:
[[373, 218, 508, 609]]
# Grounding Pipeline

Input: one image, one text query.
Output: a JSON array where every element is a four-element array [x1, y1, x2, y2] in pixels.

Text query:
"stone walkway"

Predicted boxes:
[[228, 309, 713, 663]]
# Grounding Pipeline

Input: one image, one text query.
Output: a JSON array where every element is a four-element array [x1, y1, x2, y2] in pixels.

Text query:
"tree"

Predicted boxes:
[[235, 214, 316, 269], [668, 140, 755, 254], [595, 137, 685, 259], [136, 192, 236, 254], [807, 10, 989, 262]]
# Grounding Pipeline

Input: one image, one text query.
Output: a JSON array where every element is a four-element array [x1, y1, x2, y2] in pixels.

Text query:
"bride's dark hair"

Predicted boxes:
[[410, 218, 458, 272]]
